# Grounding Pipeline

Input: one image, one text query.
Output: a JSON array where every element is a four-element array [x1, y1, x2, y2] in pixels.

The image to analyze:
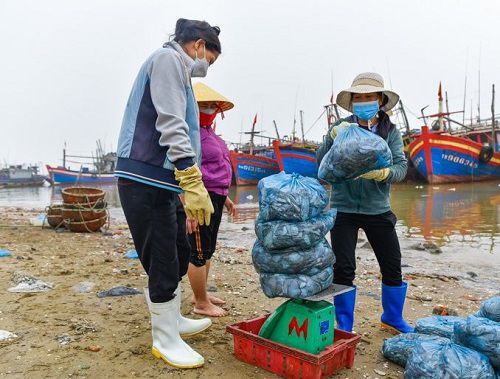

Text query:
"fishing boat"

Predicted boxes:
[[230, 114, 280, 185], [408, 83, 500, 184], [47, 141, 117, 185], [272, 110, 326, 178], [230, 150, 280, 186], [272, 140, 318, 178], [408, 126, 500, 184], [0, 165, 47, 188], [46, 166, 116, 185]]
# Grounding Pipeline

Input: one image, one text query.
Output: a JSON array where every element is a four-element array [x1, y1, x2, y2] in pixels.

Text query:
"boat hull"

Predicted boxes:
[[47, 166, 116, 185], [273, 141, 318, 178], [229, 152, 280, 186], [408, 126, 500, 184], [0, 177, 46, 188]]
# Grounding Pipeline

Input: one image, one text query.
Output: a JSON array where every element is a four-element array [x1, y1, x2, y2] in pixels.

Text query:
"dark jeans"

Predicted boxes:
[[188, 192, 226, 267], [330, 211, 402, 287], [117, 178, 190, 302]]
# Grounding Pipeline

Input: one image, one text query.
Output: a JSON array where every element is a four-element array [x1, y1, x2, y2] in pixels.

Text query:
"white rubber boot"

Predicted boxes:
[[143, 289, 204, 368], [174, 283, 212, 337], [144, 287, 212, 337]]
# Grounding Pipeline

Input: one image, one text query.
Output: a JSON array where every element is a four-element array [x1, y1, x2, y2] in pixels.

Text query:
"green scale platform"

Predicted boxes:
[[259, 299, 335, 354]]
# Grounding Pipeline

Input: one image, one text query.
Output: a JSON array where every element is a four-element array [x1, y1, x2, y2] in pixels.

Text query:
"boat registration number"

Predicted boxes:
[[240, 164, 267, 174], [441, 153, 478, 169]]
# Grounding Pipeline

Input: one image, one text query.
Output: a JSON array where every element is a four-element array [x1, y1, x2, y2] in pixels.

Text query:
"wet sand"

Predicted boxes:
[[0, 207, 495, 379]]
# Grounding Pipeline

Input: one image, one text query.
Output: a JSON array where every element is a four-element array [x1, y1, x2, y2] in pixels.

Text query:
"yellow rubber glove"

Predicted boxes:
[[329, 121, 353, 140], [174, 164, 214, 226], [357, 168, 390, 181]]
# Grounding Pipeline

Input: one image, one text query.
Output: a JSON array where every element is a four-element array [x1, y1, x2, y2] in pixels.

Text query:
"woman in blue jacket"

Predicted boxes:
[[317, 72, 414, 334], [115, 19, 221, 369]]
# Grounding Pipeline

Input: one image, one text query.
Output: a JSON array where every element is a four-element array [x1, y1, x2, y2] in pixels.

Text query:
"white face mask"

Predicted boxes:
[[191, 45, 209, 78], [200, 107, 216, 114]]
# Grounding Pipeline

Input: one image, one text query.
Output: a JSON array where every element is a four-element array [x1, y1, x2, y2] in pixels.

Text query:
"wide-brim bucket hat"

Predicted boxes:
[[193, 82, 234, 113], [336, 72, 400, 112]]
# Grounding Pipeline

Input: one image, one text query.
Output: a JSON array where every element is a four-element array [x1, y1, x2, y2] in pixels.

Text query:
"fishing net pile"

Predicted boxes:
[[381, 296, 500, 378], [252, 173, 336, 298], [318, 123, 392, 183]]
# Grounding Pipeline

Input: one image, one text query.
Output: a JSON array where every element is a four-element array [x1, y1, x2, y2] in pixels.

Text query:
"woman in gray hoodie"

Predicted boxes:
[[115, 19, 221, 369]]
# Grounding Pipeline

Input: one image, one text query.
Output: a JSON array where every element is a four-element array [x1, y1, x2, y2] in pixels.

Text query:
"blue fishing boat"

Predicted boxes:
[[272, 140, 318, 178], [46, 165, 116, 185], [47, 141, 117, 185], [230, 150, 280, 185]]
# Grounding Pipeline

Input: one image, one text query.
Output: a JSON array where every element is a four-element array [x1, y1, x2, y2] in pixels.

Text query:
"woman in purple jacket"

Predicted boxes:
[[187, 83, 235, 317]]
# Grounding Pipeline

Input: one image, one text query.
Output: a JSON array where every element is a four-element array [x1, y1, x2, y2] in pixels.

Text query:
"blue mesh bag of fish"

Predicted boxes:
[[382, 333, 450, 367], [476, 296, 500, 322], [414, 315, 465, 338], [259, 266, 333, 299], [404, 340, 496, 379], [318, 123, 392, 183], [255, 209, 337, 252], [257, 172, 329, 222], [453, 316, 500, 369], [252, 238, 335, 275]]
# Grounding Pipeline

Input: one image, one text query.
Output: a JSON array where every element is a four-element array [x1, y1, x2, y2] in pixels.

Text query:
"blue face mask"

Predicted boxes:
[[352, 100, 380, 121]]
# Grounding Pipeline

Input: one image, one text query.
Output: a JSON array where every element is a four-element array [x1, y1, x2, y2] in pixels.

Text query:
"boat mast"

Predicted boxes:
[[399, 100, 410, 134], [420, 105, 429, 127], [63, 143, 66, 169], [462, 75, 467, 126], [445, 91, 451, 132], [239, 118, 243, 146], [273, 120, 280, 140], [438, 82, 444, 131], [300, 110, 305, 145], [492, 84, 496, 152], [470, 99, 473, 127], [249, 117, 256, 155], [478, 68, 481, 125]]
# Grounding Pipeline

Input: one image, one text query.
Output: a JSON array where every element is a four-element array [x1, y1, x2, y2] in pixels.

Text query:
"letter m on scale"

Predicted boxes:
[[288, 317, 309, 340]]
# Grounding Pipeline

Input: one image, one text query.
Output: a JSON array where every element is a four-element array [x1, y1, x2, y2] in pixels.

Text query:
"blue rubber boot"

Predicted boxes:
[[380, 282, 415, 334], [334, 286, 356, 332]]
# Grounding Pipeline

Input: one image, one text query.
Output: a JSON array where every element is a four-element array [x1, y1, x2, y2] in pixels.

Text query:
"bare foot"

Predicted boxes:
[[208, 294, 226, 305], [193, 301, 227, 317], [191, 294, 226, 305]]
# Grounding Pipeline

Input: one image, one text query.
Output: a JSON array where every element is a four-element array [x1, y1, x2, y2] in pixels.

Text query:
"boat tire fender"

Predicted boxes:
[[478, 146, 493, 163]]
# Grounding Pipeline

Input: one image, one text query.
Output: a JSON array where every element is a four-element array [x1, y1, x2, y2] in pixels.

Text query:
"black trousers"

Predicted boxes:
[[330, 211, 402, 287], [188, 192, 226, 267], [117, 178, 190, 303]]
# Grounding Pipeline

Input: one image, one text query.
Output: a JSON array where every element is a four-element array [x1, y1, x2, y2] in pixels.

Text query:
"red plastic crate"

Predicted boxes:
[[226, 313, 361, 379]]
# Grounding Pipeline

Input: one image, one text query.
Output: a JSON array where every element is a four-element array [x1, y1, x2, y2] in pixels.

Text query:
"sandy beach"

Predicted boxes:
[[0, 206, 496, 379]]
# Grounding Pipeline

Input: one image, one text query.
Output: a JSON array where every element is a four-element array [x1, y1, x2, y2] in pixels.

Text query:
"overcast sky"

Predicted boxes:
[[1, 0, 498, 169]]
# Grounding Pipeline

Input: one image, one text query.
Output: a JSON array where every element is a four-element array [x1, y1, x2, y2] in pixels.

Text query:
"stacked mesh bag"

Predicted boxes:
[[252, 172, 337, 298], [382, 296, 499, 379]]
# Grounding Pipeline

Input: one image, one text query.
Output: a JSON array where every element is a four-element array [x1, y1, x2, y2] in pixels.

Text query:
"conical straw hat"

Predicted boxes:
[[193, 82, 234, 113]]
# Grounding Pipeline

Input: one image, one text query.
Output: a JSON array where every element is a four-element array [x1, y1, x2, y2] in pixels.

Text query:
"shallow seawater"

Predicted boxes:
[[1, 181, 499, 291]]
